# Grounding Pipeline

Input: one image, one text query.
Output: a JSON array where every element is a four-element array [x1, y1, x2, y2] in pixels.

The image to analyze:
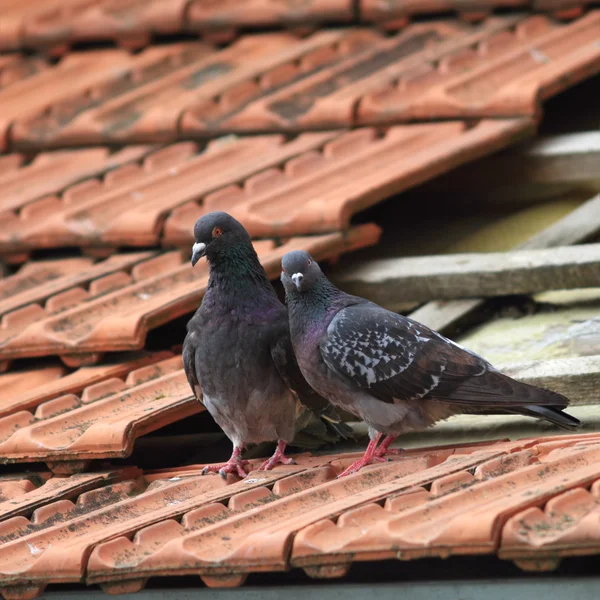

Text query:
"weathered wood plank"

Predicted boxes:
[[423, 131, 600, 193], [410, 194, 600, 333], [517, 194, 600, 249], [337, 243, 600, 304]]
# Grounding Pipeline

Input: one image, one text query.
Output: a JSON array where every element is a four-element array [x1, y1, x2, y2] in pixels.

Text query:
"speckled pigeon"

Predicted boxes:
[[281, 250, 581, 478], [183, 212, 352, 478]]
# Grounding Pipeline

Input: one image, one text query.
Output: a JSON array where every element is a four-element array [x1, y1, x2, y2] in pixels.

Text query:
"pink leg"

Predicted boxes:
[[202, 446, 249, 479], [374, 435, 403, 458], [337, 433, 387, 478], [258, 440, 297, 471]]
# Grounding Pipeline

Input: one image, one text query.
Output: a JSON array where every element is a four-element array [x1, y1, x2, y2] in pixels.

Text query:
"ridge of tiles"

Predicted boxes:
[[0, 0, 593, 53], [0, 352, 203, 474], [0, 119, 531, 255], [0, 227, 380, 363], [0, 13, 597, 150], [0, 434, 600, 598]]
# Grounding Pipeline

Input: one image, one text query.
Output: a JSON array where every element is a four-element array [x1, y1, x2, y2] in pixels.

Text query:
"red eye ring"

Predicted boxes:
[[212, 226, 223, 237]]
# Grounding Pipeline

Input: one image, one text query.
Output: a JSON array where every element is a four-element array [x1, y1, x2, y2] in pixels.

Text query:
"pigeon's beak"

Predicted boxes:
[[291, 272, 304, 291], [191, 242, 206, 267]]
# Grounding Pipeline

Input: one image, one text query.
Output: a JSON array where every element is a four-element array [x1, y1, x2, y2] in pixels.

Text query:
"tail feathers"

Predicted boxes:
[[292, 404, 355, 449], [319, 405, 356, 440], [512, 405, 581, 431]]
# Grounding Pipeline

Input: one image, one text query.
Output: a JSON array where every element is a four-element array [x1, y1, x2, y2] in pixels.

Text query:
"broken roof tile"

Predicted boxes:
[[165, 119, 533, 242], [12, 30, 380, 149], [0, 355, 203, 474], [0, 226, 379, 363]]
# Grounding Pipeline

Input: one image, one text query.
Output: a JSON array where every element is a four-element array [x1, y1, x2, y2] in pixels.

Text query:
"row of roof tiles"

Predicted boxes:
[[0, 227, 380, 367], [0, 0, 595, 52], [1, 433, 600, 598], [0, 120, 531, 260], [0, 352, 203, 474], [0, 13, 598, 151]]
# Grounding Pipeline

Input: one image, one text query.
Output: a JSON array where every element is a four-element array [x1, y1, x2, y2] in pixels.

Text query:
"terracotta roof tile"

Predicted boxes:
[[1, 436, 597, 597], [0, 55, 47, 89], [0, 351, 171, 419], [500, 479, 600, 571], [165, 119, 533, 242], [361, 1, 594, 26], [205, 13, 600, 131], [187, 0, 354, 35], [3, 14, 596, 148], [0, 0, 191, 52], [0, 134, 338, 252], [0, 470, 134, 522], [0, 0, 592, 52], [0, 355, 203, 474], [0, 227, 379, 362], [0, 146, 153, 217], [0, 48, 162, 151], [12, 30, 380, 148], [0, 120, 529, 255], [0, 453, 342, 598], [358, 11, 600, 123]]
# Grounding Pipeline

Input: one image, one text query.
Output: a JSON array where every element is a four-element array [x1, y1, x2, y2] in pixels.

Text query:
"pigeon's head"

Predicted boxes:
[[281, 250, 321, 293], [191, 211, 251, 266]]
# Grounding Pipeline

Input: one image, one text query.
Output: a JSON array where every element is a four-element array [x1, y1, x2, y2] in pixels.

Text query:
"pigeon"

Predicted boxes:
[[183, 212, 352, 478], [281, 250, 581, 478]]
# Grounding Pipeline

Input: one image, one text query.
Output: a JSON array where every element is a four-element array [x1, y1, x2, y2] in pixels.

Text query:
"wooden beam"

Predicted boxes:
[[409, 193, 600, 333], [337, 243, 600, 304], [424, 131, 600, 192]]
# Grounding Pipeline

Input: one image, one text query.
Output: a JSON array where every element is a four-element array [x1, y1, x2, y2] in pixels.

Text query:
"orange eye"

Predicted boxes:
[[212, 226, 223, 237]]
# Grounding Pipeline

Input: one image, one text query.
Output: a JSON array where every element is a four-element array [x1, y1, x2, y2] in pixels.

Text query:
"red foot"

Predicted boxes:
[[337, 454, 387, 478], [258, 440, 297, 471], [374, 435, 403, 459], [337, 434, 385, 478], [202, 446, 249, 479]]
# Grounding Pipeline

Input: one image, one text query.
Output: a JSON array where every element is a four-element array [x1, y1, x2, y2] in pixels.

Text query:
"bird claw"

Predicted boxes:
[[258, 442, 296, 471], [337, 456, 377, 478], [201, 458, 249, 479], [258, 455, 296, 471], [375, 447, 403, 458]]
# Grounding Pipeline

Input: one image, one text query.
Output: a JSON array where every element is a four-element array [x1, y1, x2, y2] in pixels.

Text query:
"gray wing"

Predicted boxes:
[[182, 328, 203, 402], [269, 318, 354, 440], [319, 303, 566, 408]]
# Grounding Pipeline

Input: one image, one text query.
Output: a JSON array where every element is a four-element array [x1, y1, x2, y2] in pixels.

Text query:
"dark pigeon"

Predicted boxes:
[[183, 212, 352, 478], [281, 250, 581, 477]]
